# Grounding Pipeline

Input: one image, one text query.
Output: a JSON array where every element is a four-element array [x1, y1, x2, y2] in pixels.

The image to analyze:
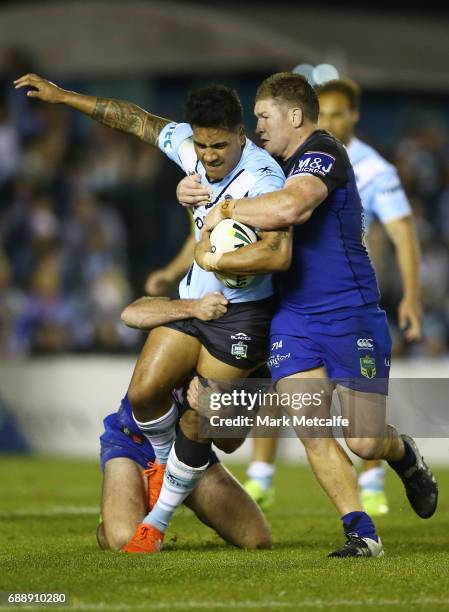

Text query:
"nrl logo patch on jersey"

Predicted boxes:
[[291, 151, 335, 178], [360, 356, 376, 379], [231, 342, 248, 359]]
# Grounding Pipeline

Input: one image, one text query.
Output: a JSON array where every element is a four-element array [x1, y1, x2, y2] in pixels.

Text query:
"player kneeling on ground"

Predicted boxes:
[[97, 292, 271, 552]]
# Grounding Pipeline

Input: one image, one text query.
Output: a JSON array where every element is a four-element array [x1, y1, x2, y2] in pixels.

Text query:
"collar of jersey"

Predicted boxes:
[[283, 129, 326, 165]]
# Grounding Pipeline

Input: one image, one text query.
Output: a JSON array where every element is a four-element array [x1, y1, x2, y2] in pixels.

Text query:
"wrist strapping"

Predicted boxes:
[[203, 251, 221, 271]]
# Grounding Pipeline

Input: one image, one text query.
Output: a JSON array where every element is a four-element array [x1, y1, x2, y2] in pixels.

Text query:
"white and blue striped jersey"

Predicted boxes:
[[158, 122, 285, 303], [347, 137, 411, 231]]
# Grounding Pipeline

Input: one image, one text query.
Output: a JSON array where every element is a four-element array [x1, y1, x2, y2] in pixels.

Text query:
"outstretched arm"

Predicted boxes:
[[14, 73, 170, 145], [121, 293, 228, 331]]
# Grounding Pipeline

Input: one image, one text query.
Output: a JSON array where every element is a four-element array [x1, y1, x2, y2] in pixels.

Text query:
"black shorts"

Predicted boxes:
[[164, 297, 277, 370]]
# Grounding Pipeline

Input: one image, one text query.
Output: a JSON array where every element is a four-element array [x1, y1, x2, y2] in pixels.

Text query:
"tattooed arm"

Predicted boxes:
[[195, 228, 293, 274], [14, 73, 170, 145]]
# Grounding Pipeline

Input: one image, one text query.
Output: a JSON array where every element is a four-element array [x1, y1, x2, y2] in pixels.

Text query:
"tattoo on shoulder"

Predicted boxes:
[[268, 231, 289, 251], [92, 98, 170, 145]]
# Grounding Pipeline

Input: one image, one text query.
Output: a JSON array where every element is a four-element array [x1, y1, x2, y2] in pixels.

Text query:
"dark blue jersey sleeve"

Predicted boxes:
[[286, 136, 348, 194]]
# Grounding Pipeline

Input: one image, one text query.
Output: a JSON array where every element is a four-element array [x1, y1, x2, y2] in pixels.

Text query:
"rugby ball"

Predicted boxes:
[[209, 219, 258, 289]]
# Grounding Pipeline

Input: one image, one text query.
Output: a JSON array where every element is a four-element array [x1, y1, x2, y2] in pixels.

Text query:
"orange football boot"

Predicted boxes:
[[121, 523, 164, 553], [144, 460, 166, 510]]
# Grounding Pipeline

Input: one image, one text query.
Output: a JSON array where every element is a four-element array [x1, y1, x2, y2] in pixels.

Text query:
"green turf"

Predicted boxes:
[[0, 456, 448, 612]]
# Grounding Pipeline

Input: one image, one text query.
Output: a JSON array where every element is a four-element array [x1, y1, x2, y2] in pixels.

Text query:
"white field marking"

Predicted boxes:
[[0, 506, 99, 517], [0, 506, 330, 518], [1, 597, 445, 611]]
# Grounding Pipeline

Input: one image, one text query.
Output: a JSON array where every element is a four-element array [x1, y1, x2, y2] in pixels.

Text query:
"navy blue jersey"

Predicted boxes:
[[278, 130, 380, 314]]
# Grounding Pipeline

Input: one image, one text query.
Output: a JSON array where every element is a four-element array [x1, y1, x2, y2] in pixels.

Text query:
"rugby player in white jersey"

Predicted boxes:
[[14, 74, 291, 553], [243, 78, 422, 516]]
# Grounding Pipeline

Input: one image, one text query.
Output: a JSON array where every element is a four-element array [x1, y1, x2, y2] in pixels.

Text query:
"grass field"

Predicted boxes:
[[1, 456, 449, 612]]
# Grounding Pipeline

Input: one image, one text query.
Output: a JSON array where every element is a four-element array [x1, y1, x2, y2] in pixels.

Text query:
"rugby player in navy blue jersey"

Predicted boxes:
[[199, 73, 437, 557], [241, 78, 423, 517]]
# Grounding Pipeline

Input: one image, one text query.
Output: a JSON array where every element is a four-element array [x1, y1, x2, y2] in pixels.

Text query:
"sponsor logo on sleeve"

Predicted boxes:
[[163, 123, 178, 149], [258, 166, 278, 177], [290, 151, 335, 178]]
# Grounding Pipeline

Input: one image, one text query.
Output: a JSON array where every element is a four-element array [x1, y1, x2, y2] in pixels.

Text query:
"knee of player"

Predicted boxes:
[[179, 409, 200, 440], [127, 380, 161, 414], [300, 436, 331, 455], [346, 437, 382, 460], [102, 524, 135, 551], [214, 438, 244, 454], [240, 527, 272, 550]]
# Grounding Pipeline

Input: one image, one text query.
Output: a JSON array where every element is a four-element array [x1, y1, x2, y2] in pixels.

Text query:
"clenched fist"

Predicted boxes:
[[191, 292, 228, 321], [176, 173, 212, 208]]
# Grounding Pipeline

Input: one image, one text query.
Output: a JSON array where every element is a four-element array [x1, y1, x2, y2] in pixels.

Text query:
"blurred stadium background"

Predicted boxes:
[[0, 0, 448, 462]]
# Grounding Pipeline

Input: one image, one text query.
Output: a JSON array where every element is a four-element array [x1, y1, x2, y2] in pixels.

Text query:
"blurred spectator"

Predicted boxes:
[[0, 96, 20, 187], [1, 46, 43, 141], [0, 248, 26, 355], [395, 117, 449, 222], [15, 254, 76, 354]]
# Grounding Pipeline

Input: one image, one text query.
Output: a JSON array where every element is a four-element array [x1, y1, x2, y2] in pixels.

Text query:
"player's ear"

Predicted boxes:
[[351, 109, 360, 125], [291, 107, 303, 128], [238, 124, 245, 145]]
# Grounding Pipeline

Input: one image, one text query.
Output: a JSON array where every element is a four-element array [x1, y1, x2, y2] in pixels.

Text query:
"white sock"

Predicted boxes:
[[247, 460, 275, 491], [144, 445, 208, 532], [359, 466, 386, 492], [133, 403, 178, 464]]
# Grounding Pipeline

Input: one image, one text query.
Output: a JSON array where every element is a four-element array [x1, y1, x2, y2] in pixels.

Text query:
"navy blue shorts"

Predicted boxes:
[[100, 400, 220, 472], [268, 304, 392, 394]]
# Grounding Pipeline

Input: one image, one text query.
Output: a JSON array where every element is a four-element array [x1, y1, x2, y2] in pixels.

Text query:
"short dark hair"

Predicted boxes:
[[255, 72, 319, 123], [315, 79, 361, 111], [186, 84, 243, 131]]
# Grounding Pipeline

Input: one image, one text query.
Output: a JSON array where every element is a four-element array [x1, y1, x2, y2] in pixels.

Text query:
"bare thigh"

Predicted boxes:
[[128, 327, 201, 420], [98, 457, 147, 550], [337, 385, 388, 459], [276, 366, 334, 440]]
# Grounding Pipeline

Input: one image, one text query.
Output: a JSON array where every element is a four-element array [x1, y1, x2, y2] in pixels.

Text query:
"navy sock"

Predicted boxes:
[[387, 439, 416, 475], [342, 511, 378, 542], [175, 428, 211, 468]]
